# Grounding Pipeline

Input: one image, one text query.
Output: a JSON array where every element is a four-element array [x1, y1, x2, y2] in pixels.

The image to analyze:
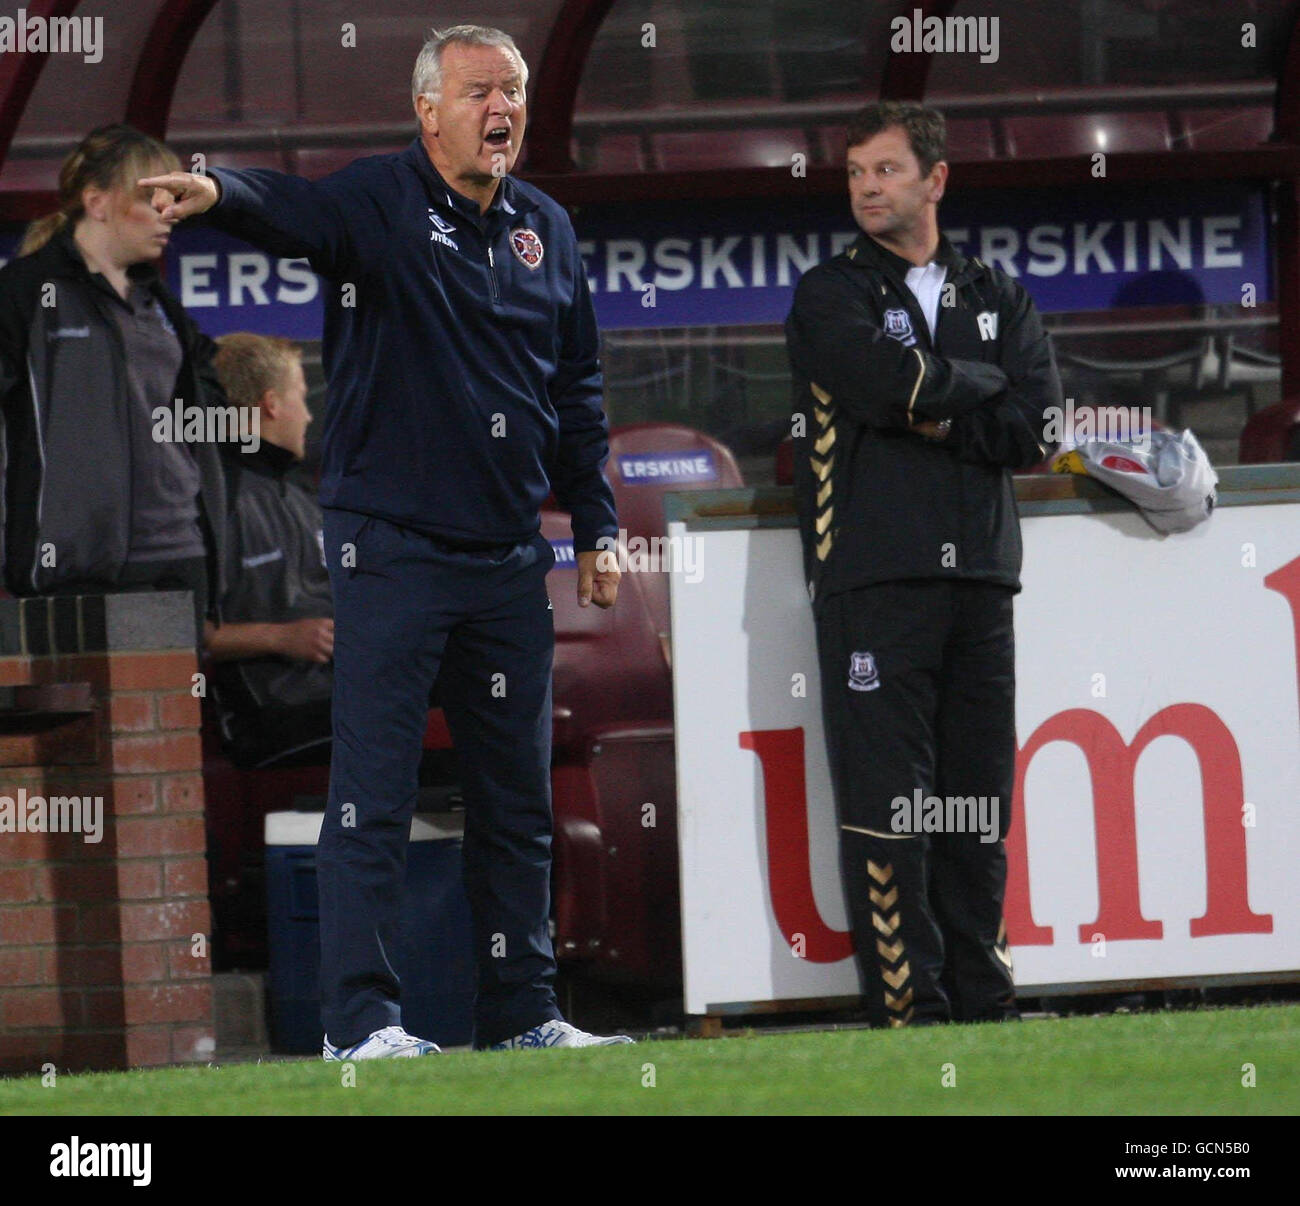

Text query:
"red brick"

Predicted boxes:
[[32, 652, 196, 693], [160, 774, 204, 815], [0, 1033, 61, 1074], [0, 827, 108, 861], [121, 943, 168, 983], [120, 900, 208, 943], [109, 732, 202, 775], [0, 733, 41, 767], [59, 1032, 129, 1072], [0, 658, 33, 687], [75, 904, 121, 943], [156, 692, 201, 730], [111, 778, 158, 816], [79, 987, 125, 1029], [50, 863, 119, 904], [114, 816, 205, 858], [166, 940, 210, 980], [0, 904, 76, 944], [0, 715, 98, 768], [124, 982, 211, 1026], [171, 1025, 215, 1063], [27, 863, 57, 900], [0, 829, 45, 860], [2, 987, 77, 1028], [0, 866, 41, 902], [58, 946, 123, 987], [123, 1027, 171, 1067], [0, 946, 54, 984], [108, 694, 155, 733], [117, 861, 163, 900], [163, 858, 208, 898], [25, 656, 103, 690], [81, 988, 128, 1026], [107, 652, 199, 691]]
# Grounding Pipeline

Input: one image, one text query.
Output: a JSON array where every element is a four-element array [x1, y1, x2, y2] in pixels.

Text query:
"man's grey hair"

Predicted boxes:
[[411, 25, 529, 107]]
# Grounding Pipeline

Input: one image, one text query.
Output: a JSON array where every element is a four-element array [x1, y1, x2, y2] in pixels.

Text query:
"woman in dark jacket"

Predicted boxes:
[[0, 123, 228, 642]]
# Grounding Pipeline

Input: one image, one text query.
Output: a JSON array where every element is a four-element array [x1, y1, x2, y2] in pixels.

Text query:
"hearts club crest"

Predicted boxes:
[[510, 227, 544, 269]]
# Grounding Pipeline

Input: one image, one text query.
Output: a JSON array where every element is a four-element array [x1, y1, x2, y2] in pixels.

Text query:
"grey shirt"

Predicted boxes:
[[108, 281, 206, 563]]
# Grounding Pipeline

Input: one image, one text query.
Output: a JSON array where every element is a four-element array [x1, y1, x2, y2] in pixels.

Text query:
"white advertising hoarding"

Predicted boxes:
[[669, 498, 1300, 1016]]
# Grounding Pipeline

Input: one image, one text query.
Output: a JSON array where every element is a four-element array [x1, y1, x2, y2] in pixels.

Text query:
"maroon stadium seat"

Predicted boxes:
[[201, 707, 330, 967], [545, 424, 743, 990], [1178, 107, 1273, 151], [654, 129, 810, 172], [201, 150, 291, 173], [606, 422, 742, 535], [775, 433, 794, 485], [1004, 112, 1171, 158], [0, 157, 62, 192], [294, 146, 405, 179], [819, 125, 847, 163], [826, 118, 995, 162], [589, 133, 646, 173], [944, 117, 998, 161], [1238, 398, 1300, 464]]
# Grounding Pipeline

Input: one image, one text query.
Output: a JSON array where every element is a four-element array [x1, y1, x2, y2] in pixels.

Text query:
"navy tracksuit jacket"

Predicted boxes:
[[209, 139, 617, 552], [208, 142, 618, 1047]]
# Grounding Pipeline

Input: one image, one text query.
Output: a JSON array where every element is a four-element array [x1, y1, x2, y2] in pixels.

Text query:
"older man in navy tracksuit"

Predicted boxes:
[[146, 25, 630, 1055]]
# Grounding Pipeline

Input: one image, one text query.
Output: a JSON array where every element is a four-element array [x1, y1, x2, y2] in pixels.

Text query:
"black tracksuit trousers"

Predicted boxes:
[[815, 579, 1019, 1027]]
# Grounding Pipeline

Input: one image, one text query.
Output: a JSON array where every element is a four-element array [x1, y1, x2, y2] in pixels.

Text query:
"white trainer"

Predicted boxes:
[[489, 1019, 635, 1050], [322, 1025, 441, 1060]]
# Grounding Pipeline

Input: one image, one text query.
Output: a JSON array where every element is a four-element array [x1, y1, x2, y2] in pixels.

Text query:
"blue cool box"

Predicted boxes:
[[264, 811, 476, 1052]]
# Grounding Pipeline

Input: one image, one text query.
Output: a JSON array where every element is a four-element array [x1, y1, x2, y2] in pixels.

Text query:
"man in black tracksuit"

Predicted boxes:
[[785, 103, 1062, 1027]]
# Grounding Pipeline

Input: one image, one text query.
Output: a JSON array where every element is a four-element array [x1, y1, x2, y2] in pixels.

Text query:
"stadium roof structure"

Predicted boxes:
[[2, 0, 1300, 385]]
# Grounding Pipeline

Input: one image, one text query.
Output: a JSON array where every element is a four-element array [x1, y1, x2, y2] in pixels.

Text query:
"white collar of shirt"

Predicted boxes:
[[904, 259, 947, 341]]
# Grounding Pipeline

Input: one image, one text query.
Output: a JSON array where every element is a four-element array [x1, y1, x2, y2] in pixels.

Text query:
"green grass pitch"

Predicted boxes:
[[2, 1004, 1296, 1115]]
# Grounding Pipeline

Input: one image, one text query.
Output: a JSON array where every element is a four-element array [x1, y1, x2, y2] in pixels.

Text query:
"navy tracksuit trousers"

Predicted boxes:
[[316, 508, 563, 1049]]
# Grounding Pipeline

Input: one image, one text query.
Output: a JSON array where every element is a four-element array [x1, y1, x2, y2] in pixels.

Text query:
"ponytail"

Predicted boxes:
[[19, 211, 69, 255]]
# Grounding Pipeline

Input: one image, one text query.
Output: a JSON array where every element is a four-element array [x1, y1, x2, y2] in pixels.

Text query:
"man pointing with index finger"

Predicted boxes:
[[145, 24, 629, 1055]]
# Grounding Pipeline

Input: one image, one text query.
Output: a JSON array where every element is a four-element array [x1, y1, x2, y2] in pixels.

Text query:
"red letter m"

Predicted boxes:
[[1006, 705, 1272, 945]]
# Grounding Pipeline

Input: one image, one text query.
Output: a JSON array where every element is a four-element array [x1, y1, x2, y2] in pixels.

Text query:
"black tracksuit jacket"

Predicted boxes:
[[214, 439, 332, 717], [0, 228, 228, 611], [785, 231, 1064, 605]]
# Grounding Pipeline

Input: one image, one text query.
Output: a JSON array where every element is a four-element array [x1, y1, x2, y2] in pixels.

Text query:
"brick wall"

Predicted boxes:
[[0, 591, 214, 1073]]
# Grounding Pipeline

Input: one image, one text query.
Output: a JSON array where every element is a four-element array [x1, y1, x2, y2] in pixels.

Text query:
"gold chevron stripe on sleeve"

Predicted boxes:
[[905, 347, 926, 422], [813, 427, 836, 456], [815, 532, 832, 561], [816, 480, 832, 508], [813, 454, 834, 482], [845, 825, 911, 841], [814, 507, 833, 536]]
